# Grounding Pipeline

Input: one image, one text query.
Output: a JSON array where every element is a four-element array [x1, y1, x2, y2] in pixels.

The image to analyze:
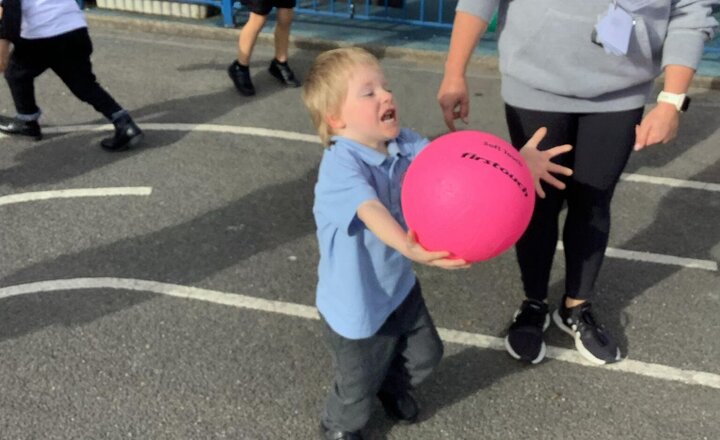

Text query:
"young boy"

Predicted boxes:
[[228, 0, 300, 96], [303, 47, 571, 439], [0, 0, 143, 151], [302, 47, 470, 440]]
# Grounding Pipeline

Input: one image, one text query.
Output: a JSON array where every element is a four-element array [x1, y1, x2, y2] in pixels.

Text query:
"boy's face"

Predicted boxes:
[[331, 63, 399, 151]]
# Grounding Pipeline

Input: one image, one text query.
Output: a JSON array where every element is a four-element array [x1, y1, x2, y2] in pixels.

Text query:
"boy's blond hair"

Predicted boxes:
[[302, 47, 380, 146]]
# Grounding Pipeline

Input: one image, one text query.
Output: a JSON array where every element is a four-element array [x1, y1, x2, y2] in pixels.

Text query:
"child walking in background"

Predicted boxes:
[[228, 0, 300, 96], [0, 0, 143, 150], [302, 47, 468, 440]]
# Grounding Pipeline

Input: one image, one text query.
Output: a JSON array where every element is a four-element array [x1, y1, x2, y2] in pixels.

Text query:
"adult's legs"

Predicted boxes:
[[562, 108, 644, 300], [505, 104, 577, 301]]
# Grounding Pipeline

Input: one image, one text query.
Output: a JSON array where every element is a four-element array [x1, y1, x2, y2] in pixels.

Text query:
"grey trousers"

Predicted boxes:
[[321, 281, 444, 432]]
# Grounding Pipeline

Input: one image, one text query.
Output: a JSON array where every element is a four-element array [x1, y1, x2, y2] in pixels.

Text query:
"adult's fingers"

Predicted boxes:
[[542, 173, 566, 190], [525, 126, 548, 149], [547, 162, 573, 177], [634, 123, 650, 151]]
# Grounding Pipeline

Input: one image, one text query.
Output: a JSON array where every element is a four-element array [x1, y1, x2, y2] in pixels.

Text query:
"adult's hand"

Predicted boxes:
[[437, 75, 469, 131], [437, 11, 488, 131], [519, 127, 574, 198], [633, 103, 680, 151]]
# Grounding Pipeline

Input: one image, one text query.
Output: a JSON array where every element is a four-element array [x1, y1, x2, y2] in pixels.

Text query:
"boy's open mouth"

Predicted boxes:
[[381, 109, 396, 122]]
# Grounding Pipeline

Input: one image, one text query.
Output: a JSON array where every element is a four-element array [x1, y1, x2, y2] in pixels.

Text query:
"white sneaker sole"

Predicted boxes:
[[551, 309, 622, 366]]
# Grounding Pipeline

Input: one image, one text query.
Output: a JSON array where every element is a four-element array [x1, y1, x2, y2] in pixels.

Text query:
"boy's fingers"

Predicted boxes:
[[425, 250, 451, 260], [534, 181, 546, 199], [434, 258, 470, 269], [406, 230, 418, 244]]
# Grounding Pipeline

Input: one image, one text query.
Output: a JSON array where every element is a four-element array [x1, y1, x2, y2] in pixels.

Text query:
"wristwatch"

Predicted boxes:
[[657, 91, 691, 112]]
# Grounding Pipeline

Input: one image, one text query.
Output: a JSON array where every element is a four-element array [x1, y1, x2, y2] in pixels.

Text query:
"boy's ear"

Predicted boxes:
[[325, 113, 345, 130]]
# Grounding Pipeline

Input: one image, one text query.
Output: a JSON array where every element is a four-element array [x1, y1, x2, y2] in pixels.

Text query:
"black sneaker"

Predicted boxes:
[[100, 114, 144, 151], [504, 299, 550, 364], [268, 59, 301, 87], [228, 60, 255, 96], [552, 302, 622, 365]]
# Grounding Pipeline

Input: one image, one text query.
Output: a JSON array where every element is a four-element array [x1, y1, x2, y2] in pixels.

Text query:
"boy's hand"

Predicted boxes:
[[404, 230, 471, 270], [519, 127, 573, 198]]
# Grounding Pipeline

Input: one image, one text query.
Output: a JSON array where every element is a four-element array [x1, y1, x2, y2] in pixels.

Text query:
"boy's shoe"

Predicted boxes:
[[319, 422, 363, 440], [101, 114, 144, 151], [0, 116, 42, 140], [504, 299, 550, 364], [552, 302, 622, 365], [377, 390, 419, 424], [228, 60, 256, 96], [268, 59, 301, 87]]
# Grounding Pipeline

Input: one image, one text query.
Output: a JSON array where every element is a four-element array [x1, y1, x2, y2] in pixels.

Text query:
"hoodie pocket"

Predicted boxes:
[[501, 9, 658, 98]]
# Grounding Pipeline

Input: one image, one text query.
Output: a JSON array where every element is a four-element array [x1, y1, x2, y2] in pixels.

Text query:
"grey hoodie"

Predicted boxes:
[[457, 0, 718, 112]]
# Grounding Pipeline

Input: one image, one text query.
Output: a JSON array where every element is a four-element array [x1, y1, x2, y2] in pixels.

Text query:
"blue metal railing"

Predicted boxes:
[[79, 0, 720, 55], [294, 0, 456, 29]]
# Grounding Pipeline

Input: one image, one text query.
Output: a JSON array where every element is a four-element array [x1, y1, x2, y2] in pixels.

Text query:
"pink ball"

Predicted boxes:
[[401, 130, 535, 262]]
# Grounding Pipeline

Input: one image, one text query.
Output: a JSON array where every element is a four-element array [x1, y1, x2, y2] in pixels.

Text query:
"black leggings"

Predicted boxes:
[[4, 27, 122, 120], [505, 104, 644, 301]]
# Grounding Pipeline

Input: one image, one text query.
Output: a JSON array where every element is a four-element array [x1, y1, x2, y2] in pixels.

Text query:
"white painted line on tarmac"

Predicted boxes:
[[1, 277, 718, 390], [42, 123, 321, 144], [556, 242, 717, 272], [41, 124, 720, 193], [621, 173, 720, 192], [0, 187, 153, 207]]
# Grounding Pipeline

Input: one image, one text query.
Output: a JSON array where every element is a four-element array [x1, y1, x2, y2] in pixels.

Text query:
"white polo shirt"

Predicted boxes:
[[20, 0, 87, 39]]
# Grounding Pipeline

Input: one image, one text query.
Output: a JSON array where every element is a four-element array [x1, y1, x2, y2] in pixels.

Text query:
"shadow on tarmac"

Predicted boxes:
[[0, 166, 317, 341]]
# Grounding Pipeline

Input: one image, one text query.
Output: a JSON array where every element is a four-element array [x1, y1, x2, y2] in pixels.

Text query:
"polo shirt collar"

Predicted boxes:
[[331, 135, 411, 167]]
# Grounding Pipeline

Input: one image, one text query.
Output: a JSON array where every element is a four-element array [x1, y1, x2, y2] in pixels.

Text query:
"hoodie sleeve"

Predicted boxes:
[[662, 0, 719, 70], [0, 0, 22, 42], [456, 0, 500, 23]]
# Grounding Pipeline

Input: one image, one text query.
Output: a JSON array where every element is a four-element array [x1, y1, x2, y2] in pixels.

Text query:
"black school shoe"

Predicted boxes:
[[228, 60, 256, 96], [0, 116, 42, 140], [377, 390, 419, 424], [268, 58, 301, 87], [504, 299, 550, 364], [319, 422, 363, 440], [101, 114, 144, 151], [552, 302, 622, 365]]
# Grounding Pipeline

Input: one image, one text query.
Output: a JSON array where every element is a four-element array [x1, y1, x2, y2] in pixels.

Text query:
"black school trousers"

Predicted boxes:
[[321, 281, 443, 432], [505, 104, 644, 301], [4, 27, 122, 120]]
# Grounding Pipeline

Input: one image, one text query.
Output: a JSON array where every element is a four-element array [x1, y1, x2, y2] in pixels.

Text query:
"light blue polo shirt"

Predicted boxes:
[[314, 128, 430, 339]]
